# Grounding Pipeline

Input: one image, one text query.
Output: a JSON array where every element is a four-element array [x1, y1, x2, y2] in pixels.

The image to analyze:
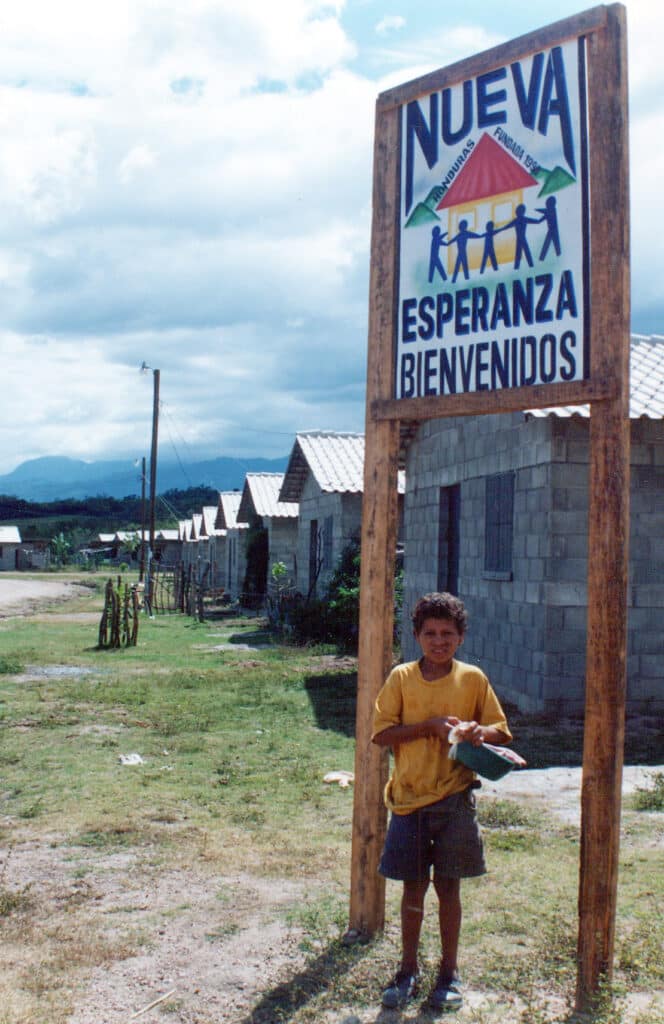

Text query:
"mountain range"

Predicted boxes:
[[0, 455, 289, 503]]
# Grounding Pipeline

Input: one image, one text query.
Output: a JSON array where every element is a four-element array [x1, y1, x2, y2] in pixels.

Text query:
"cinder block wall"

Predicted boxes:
[[400, 413, 664, 712], [267, 518, 299, 593]]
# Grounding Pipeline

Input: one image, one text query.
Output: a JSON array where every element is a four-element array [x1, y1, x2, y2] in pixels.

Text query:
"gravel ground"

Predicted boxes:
[[0, 576, 87, 615]]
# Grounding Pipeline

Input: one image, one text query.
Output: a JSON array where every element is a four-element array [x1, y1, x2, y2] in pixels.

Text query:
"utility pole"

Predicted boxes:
[[149, 368, 160, 557], [139, 456, 147, 584], [141, 363, 160, 614]]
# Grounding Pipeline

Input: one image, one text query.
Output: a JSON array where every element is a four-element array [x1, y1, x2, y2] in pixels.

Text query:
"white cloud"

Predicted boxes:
[[118, 144, 156, 185], [0, 0, 661, 476], [375, 16, 406, 36]]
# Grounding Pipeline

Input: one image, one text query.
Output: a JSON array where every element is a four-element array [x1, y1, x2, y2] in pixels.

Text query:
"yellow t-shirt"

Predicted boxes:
[[372, 658, 512, 814]]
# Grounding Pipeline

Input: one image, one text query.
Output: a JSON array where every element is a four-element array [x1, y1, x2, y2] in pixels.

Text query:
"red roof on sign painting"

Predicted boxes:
[[436, 133, 538, 210]]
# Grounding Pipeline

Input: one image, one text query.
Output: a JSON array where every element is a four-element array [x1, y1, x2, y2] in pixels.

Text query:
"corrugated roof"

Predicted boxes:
[[527, 335, 664, 419], [280, 430, 406, 502], [200, 506, 219, 537], [238, 473, 298, 522], [280, 431, 365, 501], [0, 525, 21, 544], [215, 491, 247, 530], [190, 513, 203, 541], [156, 529, 179, 541]]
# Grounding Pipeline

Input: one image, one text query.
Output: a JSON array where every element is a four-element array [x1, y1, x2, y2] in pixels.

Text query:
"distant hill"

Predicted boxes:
[[0, 455, 289, 502]]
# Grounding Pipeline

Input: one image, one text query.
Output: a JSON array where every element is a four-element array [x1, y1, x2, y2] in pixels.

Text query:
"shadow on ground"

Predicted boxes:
[[238, 938, 371, 1023], [304, 671, 357, 737], [506, 704, 664, 768], [302, 677, 664, 768]]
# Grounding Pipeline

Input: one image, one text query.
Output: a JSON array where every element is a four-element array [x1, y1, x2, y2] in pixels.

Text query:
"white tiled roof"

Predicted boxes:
[[280, 430, 406, 502], [190, 513, 203, 540], [0, 525, 21, 544], [200, 506, 219, 537], [156, 529, 179, 541], [215, 491, 247, 530], [239, 473, 298, 521], [528, 334, 664, 419]]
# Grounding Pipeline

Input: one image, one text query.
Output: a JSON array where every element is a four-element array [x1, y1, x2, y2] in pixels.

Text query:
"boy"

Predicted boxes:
[[372, 592, 512, 1011]]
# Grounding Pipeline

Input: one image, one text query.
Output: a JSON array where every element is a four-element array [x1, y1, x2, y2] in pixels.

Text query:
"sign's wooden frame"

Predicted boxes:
[[349, 6, 629, 1010]]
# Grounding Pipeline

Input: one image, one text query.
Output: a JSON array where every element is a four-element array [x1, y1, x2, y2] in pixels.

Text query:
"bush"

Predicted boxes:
[[634, 771, 664, 811], [279, 540, 403, 654]]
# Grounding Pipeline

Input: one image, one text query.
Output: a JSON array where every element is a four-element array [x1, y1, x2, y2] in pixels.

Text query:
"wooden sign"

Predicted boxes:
[[350, 5, 630, 1014], [397, 36, 589, 403]]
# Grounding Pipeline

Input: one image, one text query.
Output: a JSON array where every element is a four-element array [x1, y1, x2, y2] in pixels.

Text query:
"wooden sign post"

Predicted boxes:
[[349, 6, 630, 1010]]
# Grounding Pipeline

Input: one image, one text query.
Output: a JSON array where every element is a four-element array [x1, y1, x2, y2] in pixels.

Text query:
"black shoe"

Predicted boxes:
[[429, 973, 463, 1012], [381, 970, 419, 1008]]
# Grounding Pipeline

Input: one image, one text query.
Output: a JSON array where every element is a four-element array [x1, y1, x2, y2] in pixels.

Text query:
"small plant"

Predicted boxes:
[[633, 771, 664, 811], [0, 885, 32, 917], [50, 531, 71, 568], [0, 654, 24, 675]]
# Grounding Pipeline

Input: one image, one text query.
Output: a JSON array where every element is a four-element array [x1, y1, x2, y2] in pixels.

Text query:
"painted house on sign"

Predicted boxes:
[[435, 133, 539, 273], [399, 334, 664, 713], [278, 431, 406, 598], [214, 491, 248, 601]]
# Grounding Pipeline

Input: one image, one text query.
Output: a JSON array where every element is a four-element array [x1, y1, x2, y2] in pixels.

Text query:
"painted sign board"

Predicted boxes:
[[396, 38, 589, 401]]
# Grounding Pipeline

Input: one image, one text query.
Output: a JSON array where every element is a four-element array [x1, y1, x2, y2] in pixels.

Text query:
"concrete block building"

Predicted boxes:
[[213, 491, 248, 600], [0, 526, 21, 570], [238, 473, 298, 601], [279, 430, 406, 598], [400, 334, 664, 712]]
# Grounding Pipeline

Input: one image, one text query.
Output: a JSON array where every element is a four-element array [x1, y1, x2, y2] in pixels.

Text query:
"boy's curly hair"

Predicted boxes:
[[411, 592, 468, 636]]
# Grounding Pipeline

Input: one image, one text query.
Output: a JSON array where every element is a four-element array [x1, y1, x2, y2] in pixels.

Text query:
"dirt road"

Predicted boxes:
[[0, 576, 87, 615]]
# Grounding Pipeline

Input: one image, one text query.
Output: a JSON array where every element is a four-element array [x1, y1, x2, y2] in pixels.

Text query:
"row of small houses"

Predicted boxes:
[[167, 334, 664, 713], [187, 334, 664, 714], [1, 334, 662, 712]]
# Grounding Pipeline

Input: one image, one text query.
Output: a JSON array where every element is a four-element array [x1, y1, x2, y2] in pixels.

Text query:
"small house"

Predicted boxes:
[[0, 526, 21, 570], [214, 492, 248, 601], [237, 473, 298, 604]]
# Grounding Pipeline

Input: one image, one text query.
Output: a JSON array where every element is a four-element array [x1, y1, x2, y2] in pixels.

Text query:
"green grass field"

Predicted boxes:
[[0, 578, 662, 1023]]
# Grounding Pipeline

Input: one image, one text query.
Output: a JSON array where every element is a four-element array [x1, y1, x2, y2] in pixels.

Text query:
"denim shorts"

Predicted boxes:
[[379, 788, 486, 882]]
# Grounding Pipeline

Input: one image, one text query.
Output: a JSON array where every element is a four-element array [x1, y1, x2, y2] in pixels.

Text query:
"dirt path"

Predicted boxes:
[[0, 576, 88, 616]]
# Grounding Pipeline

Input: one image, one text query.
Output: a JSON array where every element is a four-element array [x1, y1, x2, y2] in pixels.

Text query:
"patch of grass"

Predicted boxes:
[[0, 886, 33, 916], [478, 797, 543, 829], [285, 893, 348, 953], [0, 653, 23, 674], [74, 826, 141, 849], [633, 770, 664, 811]]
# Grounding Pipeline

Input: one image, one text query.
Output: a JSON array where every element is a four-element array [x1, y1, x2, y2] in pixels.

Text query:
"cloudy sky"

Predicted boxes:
[[1, 0, 661, 477]]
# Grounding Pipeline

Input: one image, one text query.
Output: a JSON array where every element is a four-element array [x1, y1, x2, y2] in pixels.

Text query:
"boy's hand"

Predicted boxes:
[[451, 720, 485, 747], [427, 715, 460, 740]]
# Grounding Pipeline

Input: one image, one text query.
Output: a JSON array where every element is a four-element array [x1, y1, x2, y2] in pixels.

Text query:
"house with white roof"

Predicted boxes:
[[0, 526, 21, 570], [279, 430, 405, 597], [400, 334, 664, 712], [214, 491, 248, 600], [195, 505, 223, 585], [237, 473, 298, 604], [154, 528, 181, 566]]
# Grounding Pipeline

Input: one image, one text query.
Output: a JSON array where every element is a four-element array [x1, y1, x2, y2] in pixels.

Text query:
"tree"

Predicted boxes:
[[50, 532, 71, 568]]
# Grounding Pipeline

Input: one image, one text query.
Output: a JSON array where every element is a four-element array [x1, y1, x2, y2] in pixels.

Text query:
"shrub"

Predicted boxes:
[[634, 771, 664, 811], [279, 540, 403, 654]]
